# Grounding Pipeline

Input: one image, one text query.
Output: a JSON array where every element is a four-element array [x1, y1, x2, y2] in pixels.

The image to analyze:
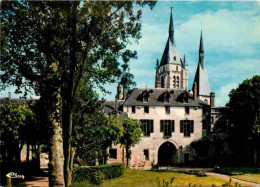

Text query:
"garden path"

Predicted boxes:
[[206, 172, 259, 186]]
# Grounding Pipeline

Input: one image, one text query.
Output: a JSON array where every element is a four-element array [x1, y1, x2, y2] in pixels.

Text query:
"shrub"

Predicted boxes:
[[72, 163, 125, 184], [182, 171, 207, 177], [90, 171, 104, 185], [213, 169, 244, 176]]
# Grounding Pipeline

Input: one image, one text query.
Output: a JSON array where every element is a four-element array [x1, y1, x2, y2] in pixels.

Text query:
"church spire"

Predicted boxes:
[[169, 8, 174, 44], [199, 30, 204, 69]]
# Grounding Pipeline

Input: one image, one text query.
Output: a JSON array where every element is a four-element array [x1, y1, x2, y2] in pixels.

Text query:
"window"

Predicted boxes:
[[140, 120, 154, 137], [211, 116, 214, 123], [165, 106, 170, 114], [160, 120, 175, 137], [161, 76, 165, 88], [202, 120, 207, 129], [144, 149, 149, 160], [180, 120, 194, 137], [176, 66, 178, 71], [109, 149, 117, 159], [185, 107, 190, 114], [204, 99, 208, 104], [144, 106, 149, 113], [174, 56, 176, 61], [173, 76, 176, 87], [143, 96, 148, 103], [176, 76, 179, 88], [132, 106, 136, 113]]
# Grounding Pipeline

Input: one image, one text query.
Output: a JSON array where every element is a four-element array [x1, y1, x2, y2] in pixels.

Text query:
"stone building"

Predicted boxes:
[[106, 10, 215, 169]]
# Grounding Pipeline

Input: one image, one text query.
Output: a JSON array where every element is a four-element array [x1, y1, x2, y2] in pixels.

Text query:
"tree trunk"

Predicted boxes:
[[26, 143, 30, 163], [48, 90, 65, 187], [49, 116, 65, 187]]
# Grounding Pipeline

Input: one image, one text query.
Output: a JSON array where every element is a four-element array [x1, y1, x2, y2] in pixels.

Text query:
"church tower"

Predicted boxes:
[[192, 31, 212, 105], [155, 9, 188, 90]]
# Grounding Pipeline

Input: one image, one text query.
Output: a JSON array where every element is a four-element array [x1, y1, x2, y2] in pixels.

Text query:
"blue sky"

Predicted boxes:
[[1, 1, 260, 107], [99, 1, 260, 106]]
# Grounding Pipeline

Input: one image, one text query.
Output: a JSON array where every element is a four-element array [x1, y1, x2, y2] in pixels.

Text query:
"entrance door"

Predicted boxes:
[[184, 153, 189, 165], [158, 142, 177, 166]]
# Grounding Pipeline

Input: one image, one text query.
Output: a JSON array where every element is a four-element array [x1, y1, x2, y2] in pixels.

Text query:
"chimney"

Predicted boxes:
[[210, 92, 215, 107], [8, 91, 11, 100], [115, 96, 118, 113], [155, 80, 161, 88], [117, 84, 121, 100], [123, 86, 127, 100], [193, 82, 197, 101]]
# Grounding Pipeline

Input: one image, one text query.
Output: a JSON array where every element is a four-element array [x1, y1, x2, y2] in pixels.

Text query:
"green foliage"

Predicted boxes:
[[182, 171, 207, 177], [120, 118, 142, 166], [157, 177, 175, 187], [72, 163, 125, 184], [90, 171, 104, 185], [0, 102, 33, 162], [227, 76, 260, 146], [213, 169, 244, 176]]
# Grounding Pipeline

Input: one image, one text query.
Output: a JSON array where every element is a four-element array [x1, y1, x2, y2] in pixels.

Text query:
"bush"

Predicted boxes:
[[72, 163, 125, 184], [90, 171, 104, 185], [213, 169, 244, 176], [182, 170, 207, 177]]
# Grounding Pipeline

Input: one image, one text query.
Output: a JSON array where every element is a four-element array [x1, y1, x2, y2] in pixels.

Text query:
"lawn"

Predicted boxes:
[[72, 169, 241, 186], [221, 167, 260, 184]]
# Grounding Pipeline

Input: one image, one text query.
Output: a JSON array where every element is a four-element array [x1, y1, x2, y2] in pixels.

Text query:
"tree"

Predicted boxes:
[[120, 118, 142, 167], [1, 1, 156, 186], [72, 81, 122, 166], [226, 75, 260, 164], [0, 102, 33, 166]]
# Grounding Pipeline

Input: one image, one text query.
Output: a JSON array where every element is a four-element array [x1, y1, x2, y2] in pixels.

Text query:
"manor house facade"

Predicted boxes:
[[105, 10, 215, 169]]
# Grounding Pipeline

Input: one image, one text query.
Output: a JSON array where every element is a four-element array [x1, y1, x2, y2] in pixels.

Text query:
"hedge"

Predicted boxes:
[[72, 163, 125, 184]]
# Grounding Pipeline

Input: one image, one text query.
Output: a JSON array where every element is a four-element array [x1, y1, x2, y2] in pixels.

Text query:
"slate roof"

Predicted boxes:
[[192, 63, 211, 96], [103, 100, 128, 118], [160, 11, 183, 67], [192, 31, 211, 96], [0, 98, 34, 104], [124, 88, 208, 107]]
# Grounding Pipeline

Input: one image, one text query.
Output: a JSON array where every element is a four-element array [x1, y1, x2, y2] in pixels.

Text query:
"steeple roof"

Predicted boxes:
[[155, 59, 159, 79], [169, 9, 174, 44], [199, 30, 204, 53], [159, 10, 182, 67], [193, 63, 211, 96], [193, 31, 210, 96]]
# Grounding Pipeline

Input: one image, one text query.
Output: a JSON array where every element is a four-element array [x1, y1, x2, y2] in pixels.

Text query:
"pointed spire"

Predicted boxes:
[[199, 30, 204, 69], [199, 30, 204, 53], [169, 8, 174, 44], [156, 58, 159, 79], [183, 54, 186, 68]]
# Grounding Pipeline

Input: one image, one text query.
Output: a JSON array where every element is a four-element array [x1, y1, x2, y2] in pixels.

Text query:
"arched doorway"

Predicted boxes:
[[158, 141, 177, 166]]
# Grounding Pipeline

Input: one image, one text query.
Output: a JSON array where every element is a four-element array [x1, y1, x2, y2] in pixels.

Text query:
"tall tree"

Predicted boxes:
[[1, 1, 155, 185], [120, 118, 142, 167], [226, 75, 260, 164], [0, 102, 33, 166]]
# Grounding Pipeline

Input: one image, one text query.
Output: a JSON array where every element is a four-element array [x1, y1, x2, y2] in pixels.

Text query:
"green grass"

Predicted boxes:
[[72, 169, 241, 186], [214, 167, 260, 184], [232, 174, 260, 184]]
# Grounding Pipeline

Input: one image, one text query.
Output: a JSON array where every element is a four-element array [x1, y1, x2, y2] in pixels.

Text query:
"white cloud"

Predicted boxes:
[[177, 8, 260, 55], [215, 83, 238, 106]]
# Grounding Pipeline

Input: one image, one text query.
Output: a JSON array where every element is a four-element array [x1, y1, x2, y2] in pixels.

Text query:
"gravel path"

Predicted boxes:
[[206, 172, 260, 187], [22, 177, 49, 187]]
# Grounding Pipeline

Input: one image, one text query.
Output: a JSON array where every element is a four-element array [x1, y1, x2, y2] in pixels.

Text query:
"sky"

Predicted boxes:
[[99, 1, 260, 107], [1, 1, 260, 107]]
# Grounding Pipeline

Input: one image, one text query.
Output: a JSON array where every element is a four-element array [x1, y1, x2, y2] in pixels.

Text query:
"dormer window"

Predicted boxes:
[[164, 97, 169, 103], [174, 56, 176, 61], [143, 96, 148, 103]]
